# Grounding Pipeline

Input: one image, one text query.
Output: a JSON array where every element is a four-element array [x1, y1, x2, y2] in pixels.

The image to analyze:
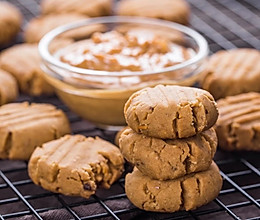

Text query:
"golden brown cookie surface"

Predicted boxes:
[[41, 0, 112, 17], [125, 162, 222, 212], [216, 92, 260, 151], [201, 49, 260, 100], [24, 14, 106, 43], [117, 0, 190, 25], [124, 85, 218, 139], [120, 127, 217, 180], [28, 135, 125, 198], [0, 102, 70, 160], [0, 69, 18, 105], [0, 1, 22, 45], [0, 43, 53, 96]]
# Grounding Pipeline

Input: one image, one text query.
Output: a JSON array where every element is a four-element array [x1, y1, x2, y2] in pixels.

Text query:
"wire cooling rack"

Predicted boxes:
[[0, 0, 260, 219]]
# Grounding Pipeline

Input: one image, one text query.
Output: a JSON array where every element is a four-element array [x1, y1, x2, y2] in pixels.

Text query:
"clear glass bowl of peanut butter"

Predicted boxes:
[[39, 16, 208, 130]]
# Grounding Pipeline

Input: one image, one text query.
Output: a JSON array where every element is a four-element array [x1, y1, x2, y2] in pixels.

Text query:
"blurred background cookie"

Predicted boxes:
[[0, 102, 70, 160], [24, 14, 105, 43], [125, 162, 222, 212], [201, 49, 260, 100], [0, 69, 18, 105], [117, 0, 190, 25], [41, 0, 113, 17], [0, 1, 22, 45], [216, 92, 260, 151], [29, 135, 124, 198], [0, 43, 54, 96], [125, 85, 218, 139], [119, 127, 217, 180]]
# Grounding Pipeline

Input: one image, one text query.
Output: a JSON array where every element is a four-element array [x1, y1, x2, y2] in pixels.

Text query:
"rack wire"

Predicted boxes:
[[0, 0, 260, 219]]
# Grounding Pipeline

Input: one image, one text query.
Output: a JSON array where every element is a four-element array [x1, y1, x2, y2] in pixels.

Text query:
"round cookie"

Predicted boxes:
[[124, 85, 218, 139], [24, 14, 105, 43], [119, 127, 217, 180], [29, 135, 124, 198], [117, 0, 190, 25], [0, 1, 22, 45], [41, 0, 112, 17], [0, 69, 18, 105], [201, 49, 260, 100], [216, 92, 260, 151], [0, 102, 71, 160], [125, 162, 222, 212], [0, 43, 54, 96]]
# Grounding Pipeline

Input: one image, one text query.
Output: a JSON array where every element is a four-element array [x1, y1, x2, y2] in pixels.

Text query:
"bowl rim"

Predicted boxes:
[[39, 16, 208, 77]]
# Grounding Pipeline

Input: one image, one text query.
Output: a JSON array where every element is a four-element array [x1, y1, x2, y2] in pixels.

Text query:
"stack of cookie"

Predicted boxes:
[[119, 85, 223, 212]]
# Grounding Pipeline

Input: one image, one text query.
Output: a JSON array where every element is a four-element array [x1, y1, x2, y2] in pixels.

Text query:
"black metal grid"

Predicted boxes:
[[0, 0, 260, 219]]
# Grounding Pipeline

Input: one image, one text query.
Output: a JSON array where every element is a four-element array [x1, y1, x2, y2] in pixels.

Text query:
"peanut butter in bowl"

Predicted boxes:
[[58, 30, 194, 72], [39, 17, 208, 130]]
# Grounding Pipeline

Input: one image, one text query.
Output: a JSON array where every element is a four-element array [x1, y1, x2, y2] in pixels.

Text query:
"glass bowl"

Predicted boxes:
[[39, 16, 208, 130]]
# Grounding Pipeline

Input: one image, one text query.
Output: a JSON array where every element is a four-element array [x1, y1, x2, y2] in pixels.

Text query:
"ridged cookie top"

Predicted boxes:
[[0, 102, 71, 159], [124, 85, 218, 139], [41, 0, 112, 17], [29, 135, 124, 198], [0, 102, 66, 125], [201, 49, 260, 99], [0, 102, 69, 132], [0, 69, 18, 105], [216, 92, 260, 151]]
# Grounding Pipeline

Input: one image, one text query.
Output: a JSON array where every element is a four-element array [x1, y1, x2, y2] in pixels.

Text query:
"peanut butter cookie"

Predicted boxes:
[[125, 162, 222, 212], [0, 43, 53, 96], [28, 135, 124, 198], [117, 0, 190, 25], [0, 69, 18, 105], [216, 92, 260, 151], [120, 127, 217, 180], [0, 1, 22, 45], [0, 102, 70, 160], [41, 0, 112, 17], [201, 49, 260, 100], [24, 14, 105, 43], [124, 85, 218, 139]]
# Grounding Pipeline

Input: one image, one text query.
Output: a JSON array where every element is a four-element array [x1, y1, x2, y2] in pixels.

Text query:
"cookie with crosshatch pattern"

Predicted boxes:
[[28, 135, 124, 198], [215, 92, 260, 151], [201, 49, 260, 100], [0, 102, 70, 160]]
